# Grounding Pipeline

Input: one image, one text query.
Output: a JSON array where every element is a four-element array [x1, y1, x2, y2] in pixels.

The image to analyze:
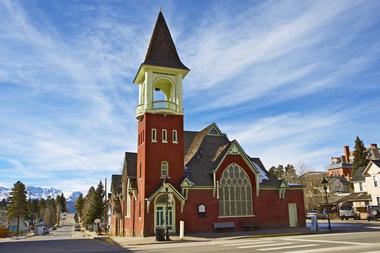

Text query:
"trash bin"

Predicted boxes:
[[155, 226, 165, 241]]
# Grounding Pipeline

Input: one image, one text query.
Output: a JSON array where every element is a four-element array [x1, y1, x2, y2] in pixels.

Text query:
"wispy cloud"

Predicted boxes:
[[0, 0, 379, 192]]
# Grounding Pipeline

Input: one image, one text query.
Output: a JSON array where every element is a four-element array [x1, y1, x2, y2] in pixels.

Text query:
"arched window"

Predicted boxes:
[[219, 163, 252, 216], [161, 161, 169, 178]]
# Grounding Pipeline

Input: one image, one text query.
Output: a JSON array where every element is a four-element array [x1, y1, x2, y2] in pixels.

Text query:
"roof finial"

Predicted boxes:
[[160, 6, 162, 13]]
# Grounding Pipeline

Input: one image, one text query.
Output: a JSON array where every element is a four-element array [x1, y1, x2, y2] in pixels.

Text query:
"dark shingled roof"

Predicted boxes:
[[328, 176, 350, 185], [142, 11, 189, 71], [372, 160, 380, 168], [184, 129, 230, 186], [123, 152, 137, 178], [351, 166, 366, 182], [111, 175, 122, 194]]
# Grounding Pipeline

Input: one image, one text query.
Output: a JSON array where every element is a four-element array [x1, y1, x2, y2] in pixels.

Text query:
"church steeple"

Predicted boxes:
[[142, 11, 189, 71], [133, 11, 189, 120]]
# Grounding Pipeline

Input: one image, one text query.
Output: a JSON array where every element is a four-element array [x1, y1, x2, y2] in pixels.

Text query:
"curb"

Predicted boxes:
[[95, 236, 123, 247], [95, 236, 206, 247], [94, 229, 357, 247]]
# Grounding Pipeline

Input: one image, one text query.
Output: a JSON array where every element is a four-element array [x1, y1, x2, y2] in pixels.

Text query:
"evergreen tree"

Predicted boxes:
[[38, 198, 46, 221], [85, 181, 105, 225], [44, 197, 57, 226], [7, 181, 28, 234], [59, 193, 67, 213], [268, 165, 285, 178], [352, 136, 368, 176], [75, 193, 84, 221], [82, 186, 96, 226], [0, 199, 7, 209]]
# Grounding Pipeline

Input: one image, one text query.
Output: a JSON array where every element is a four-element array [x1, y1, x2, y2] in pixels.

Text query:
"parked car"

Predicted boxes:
[[74, 224, 81, 231], [367, 206, 380, 221], [339, 205, 359, 220], [306, 210, 327, 219], [306, 210, 319, 219]]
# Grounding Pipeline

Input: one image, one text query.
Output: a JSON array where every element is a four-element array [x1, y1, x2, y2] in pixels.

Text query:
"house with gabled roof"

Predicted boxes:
[[110, 11, 305, 237]]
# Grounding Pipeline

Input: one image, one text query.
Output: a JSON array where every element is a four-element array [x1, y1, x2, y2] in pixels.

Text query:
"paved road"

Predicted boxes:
[[130, 230, 380, 253], [0, 213, 130, 253], [1, 219, 380, 253]]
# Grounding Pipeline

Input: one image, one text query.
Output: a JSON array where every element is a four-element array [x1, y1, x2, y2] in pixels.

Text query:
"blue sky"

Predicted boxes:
[[1, 0, 380, 193]]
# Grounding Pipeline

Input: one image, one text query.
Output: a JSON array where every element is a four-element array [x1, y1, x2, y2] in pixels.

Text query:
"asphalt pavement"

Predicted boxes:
[[0, 214, 130, 253]]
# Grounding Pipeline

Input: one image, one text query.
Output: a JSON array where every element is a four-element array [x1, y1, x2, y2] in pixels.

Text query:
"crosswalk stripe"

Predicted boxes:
[[238, 242, 293, 249], [258, 244, 319, 251], [280, 238, 367, 245], [223, 240, 275, 246]]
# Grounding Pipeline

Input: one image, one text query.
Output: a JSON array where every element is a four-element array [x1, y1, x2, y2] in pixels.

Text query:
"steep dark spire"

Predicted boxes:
[[142, 11, 189, 71]]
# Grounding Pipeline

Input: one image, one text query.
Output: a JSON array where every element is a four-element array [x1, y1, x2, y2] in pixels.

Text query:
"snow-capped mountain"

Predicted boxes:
[[26, 186, 62, 199], [0, 186, 9, 201], [0, 186, 62, 200], [0, 186, 82, 213], [67, 191, 82, 213], [68, 191, 82, 202]]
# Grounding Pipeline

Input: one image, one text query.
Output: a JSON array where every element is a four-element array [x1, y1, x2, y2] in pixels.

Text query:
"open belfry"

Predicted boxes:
[[110, 11, 305, 237]]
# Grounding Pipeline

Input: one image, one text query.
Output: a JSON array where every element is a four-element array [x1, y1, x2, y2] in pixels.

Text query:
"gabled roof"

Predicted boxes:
[[184, 126, 230, 186], [111, 174, 122, 195], [141, 11, 189, 71], [363, 160, 380, 176], [122, 152, 137, 178], [329, 176, 350, 186]]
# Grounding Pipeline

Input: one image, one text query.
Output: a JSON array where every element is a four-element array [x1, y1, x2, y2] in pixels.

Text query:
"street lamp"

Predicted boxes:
[[163, 177, 172, 241], [321, 177, 332, 230]]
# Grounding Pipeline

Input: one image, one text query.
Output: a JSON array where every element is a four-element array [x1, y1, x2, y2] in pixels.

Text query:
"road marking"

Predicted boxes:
[[281, 244, 380, 253], [258, 244, 318, 251], [238, 242, 293, 249], [223, 240, 275, 246], [280, 238, 368, 245], [287, 231, 376, 239], [366, 226, 380, 229]]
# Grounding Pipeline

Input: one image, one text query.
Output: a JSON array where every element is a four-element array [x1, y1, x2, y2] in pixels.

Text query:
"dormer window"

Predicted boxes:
[[172, 130, 178, 143], [162, 129, 168, 143], [161, 161, 169, 178], [152, 128, 157, 143]]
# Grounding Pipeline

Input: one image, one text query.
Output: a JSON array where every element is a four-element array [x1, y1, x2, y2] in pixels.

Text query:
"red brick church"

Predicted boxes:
[[110, 11, 305, 237]]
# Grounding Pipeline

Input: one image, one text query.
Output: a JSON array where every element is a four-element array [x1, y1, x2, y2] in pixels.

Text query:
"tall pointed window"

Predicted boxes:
[[161, 161, 169, 178], [172, 130, 178, 143], [152, 128, 157, 143], [219, 163, 252, 217], [162, 129, 168, 143]]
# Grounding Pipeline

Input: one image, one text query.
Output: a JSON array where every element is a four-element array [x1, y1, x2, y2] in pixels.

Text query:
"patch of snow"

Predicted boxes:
[[252, 162, 269, 183]]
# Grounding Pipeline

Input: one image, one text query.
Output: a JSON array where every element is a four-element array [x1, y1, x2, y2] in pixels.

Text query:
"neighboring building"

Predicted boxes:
[[367, 144, 380, 161], [351, 167, 367, 193], [110, 11, 305, 237], [328, 146, 352, 177], [362, 160, 380, 206], [327, 143, 380, 178], [327, 176, 350, 194]]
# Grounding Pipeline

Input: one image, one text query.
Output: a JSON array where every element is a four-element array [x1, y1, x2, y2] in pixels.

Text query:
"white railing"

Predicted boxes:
[[152, 100, 177, 111], [136, 101, 178, 117]]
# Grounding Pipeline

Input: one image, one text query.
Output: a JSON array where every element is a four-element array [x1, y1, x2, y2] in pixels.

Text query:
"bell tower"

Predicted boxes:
[[133, 11, 189, 236]]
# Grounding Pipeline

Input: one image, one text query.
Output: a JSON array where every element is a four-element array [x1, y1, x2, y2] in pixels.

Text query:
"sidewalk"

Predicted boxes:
[[94, 226, 342, 248]]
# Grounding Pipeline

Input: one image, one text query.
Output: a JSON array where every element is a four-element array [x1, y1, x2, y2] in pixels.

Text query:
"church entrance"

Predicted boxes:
[[154, 194, 175, 233]]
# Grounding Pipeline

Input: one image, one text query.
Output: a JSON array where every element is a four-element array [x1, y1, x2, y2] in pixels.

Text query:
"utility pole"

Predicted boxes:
[[104, 177, 108, 235]]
